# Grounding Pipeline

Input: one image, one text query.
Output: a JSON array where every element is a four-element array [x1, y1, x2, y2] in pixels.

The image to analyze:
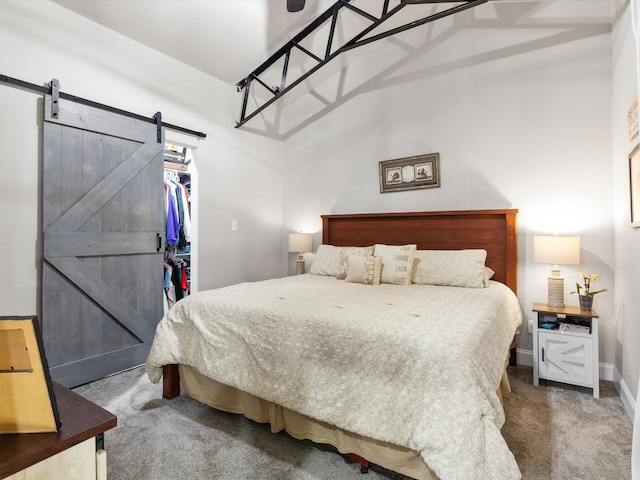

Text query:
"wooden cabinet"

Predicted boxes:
[[4, 438, 98, 480], [0, 383, 116, 480], [532, 302, 599, 398]]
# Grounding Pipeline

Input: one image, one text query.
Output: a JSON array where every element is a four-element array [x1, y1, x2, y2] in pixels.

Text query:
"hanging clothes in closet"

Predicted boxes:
[[164, 180, 180, 247], [163, 248, 188, 310], [164, 168, 192, 310], [164, 171, 191, 248]]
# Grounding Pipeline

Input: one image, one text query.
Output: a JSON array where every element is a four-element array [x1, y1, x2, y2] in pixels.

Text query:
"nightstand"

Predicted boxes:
[[0, 382, 117, 479], [532, 302, 599, 398]]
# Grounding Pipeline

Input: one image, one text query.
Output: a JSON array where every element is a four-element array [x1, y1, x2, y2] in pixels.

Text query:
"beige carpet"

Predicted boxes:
[[73, 365, 633, 479], [502, 366, 632, 480]]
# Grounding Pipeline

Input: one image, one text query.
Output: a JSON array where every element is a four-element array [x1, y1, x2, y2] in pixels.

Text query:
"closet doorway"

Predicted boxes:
[[163, 141, 197, 308], [42, 96, 166, 388]]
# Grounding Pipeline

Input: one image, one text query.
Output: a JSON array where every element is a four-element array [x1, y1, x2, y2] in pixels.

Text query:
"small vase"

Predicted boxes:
[[579, 295, 593, 312]]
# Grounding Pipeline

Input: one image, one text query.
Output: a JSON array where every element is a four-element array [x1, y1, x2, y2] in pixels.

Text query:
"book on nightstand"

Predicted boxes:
[[559, 322, 591, 334]]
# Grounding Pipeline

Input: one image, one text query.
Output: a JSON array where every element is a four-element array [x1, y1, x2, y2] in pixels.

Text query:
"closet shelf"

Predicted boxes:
[[164, 161, 188, 171]]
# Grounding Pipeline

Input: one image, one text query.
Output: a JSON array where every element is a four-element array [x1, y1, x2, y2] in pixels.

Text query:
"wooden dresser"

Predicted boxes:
[[0, 382, 117, 480]]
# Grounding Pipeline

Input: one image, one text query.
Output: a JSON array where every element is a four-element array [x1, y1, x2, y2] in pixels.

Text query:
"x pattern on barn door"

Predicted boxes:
[[42, 95, 165, 388]]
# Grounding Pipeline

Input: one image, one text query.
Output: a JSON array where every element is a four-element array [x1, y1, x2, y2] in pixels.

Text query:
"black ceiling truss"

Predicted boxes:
[[235, 0, 487, 129]]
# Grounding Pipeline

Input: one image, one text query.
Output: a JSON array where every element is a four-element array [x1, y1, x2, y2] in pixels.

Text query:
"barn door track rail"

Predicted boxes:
[[0, 74, 207, 139], [235, 0, 487, 128]]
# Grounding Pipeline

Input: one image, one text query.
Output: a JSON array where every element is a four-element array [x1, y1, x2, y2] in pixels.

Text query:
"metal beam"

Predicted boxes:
[[235, 0, 487, 129], [343, 0, 486, 52]]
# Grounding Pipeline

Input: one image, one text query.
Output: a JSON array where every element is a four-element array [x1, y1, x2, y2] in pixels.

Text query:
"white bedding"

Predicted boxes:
[[146, 274, 522, 480]]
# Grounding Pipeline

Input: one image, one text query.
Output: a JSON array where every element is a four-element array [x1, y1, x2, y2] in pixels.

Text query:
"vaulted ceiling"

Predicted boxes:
[[52, 0, 614, 135], [53, 0, 613, 87], [53, 0, 339, 85]]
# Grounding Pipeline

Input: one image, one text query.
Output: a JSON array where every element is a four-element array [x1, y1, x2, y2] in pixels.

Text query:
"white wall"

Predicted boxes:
[[0, 0, 284, 319], [611, 3, 640, 409], [282, 2, 616, 366]]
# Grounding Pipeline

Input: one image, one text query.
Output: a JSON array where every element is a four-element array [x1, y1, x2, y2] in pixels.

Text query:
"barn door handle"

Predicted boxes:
[[156, 233, 163, 252], [541, 347, 545, 362]]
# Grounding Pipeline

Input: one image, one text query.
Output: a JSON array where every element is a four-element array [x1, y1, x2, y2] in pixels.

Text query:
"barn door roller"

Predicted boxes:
[[50, 78, 60, 119]]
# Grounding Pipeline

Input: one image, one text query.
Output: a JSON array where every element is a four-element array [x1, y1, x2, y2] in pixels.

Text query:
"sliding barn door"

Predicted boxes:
[[42, 95, 165, 388]]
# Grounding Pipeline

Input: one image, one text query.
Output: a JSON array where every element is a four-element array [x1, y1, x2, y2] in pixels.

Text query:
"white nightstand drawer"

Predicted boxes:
[[538, 331, 593, 386]]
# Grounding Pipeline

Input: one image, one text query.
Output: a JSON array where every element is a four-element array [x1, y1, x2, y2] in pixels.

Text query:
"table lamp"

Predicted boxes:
[[533, 235, 580, 308], [288, 233, 314, 275]]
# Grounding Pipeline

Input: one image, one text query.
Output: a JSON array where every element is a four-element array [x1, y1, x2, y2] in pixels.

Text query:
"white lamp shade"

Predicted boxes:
[[288, 233, 313, 253], [533, 236, 580, 266]]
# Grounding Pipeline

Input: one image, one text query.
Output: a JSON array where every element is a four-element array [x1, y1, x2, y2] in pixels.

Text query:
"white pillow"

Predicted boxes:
[[336, 246, 375, 280], [302, 252, 315, 274], [373, 244, 417, 285], [411, 249, 488, 288], [345, 255, 382, 285], [483, 266, 495, 287], [309, 245, 342, 276]]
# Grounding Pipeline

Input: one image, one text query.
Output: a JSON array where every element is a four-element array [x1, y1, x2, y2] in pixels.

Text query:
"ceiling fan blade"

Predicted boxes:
[[287, 0, 305, 12]]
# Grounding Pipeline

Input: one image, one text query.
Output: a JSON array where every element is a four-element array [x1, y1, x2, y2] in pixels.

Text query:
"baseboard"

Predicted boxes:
[[617, 367, 636, 422], [516, 349, 533, 367], [601, 362, 615, 383]]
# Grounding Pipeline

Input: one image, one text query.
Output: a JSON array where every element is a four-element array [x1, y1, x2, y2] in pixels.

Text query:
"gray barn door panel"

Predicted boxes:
[[42, 95, 165, 388]]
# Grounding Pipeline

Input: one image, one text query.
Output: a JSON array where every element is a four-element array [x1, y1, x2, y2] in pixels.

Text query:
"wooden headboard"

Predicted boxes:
[[321, 209, 518, 294]]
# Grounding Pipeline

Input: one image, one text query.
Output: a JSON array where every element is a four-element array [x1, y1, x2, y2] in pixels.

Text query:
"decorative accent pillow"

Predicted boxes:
[[411, 249, 488, 288], [483, 266, 495, 287], [336, 246, 375, 280], [344, 255, 382, 285], [309, 245, 342, 276], [373, 244, 417, 285]]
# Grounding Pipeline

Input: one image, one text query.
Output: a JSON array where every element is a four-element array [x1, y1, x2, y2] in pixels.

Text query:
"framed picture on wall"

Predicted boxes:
[[630, 144, 640, 227], [629, 97, 639, 141], [379, 153, 440, 193]]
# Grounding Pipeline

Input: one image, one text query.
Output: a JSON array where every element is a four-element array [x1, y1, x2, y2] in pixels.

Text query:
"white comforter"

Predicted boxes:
[[146, 274, 522, 480]]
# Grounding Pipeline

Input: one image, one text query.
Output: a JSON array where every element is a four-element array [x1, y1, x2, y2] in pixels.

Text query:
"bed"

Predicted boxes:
[[146, 209, 522, 480]]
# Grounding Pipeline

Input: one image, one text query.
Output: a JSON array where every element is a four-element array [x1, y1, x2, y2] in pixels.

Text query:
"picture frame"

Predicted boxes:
[[0, 316, 61, 433], [630, 144, 640, 228], [379, 153, 440, 193], [628, 97, 638, 141]]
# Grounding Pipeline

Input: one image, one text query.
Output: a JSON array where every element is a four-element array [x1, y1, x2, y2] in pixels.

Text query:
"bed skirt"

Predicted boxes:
[[179, 364, 512, 480]]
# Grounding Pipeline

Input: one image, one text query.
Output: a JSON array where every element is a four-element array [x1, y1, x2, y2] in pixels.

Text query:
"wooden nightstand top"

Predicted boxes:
[[0, 382, 117, 478], [532, 302, 598, 318]]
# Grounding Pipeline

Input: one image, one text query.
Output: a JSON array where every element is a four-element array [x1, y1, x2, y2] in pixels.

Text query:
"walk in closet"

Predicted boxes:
[[163, 143, 195, 313]]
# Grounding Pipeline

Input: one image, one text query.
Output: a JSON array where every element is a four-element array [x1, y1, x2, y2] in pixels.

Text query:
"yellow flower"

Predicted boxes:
[[570, 272, 607, 297]]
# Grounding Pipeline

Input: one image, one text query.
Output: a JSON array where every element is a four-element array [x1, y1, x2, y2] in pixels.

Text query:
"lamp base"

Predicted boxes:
[[546, 276, 565, 308], [295, 255, 305, 275]]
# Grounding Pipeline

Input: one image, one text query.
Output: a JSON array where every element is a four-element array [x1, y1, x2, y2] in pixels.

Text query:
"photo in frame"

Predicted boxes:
[[379, 153, 440, 193], [630, 144, 640, 227]]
